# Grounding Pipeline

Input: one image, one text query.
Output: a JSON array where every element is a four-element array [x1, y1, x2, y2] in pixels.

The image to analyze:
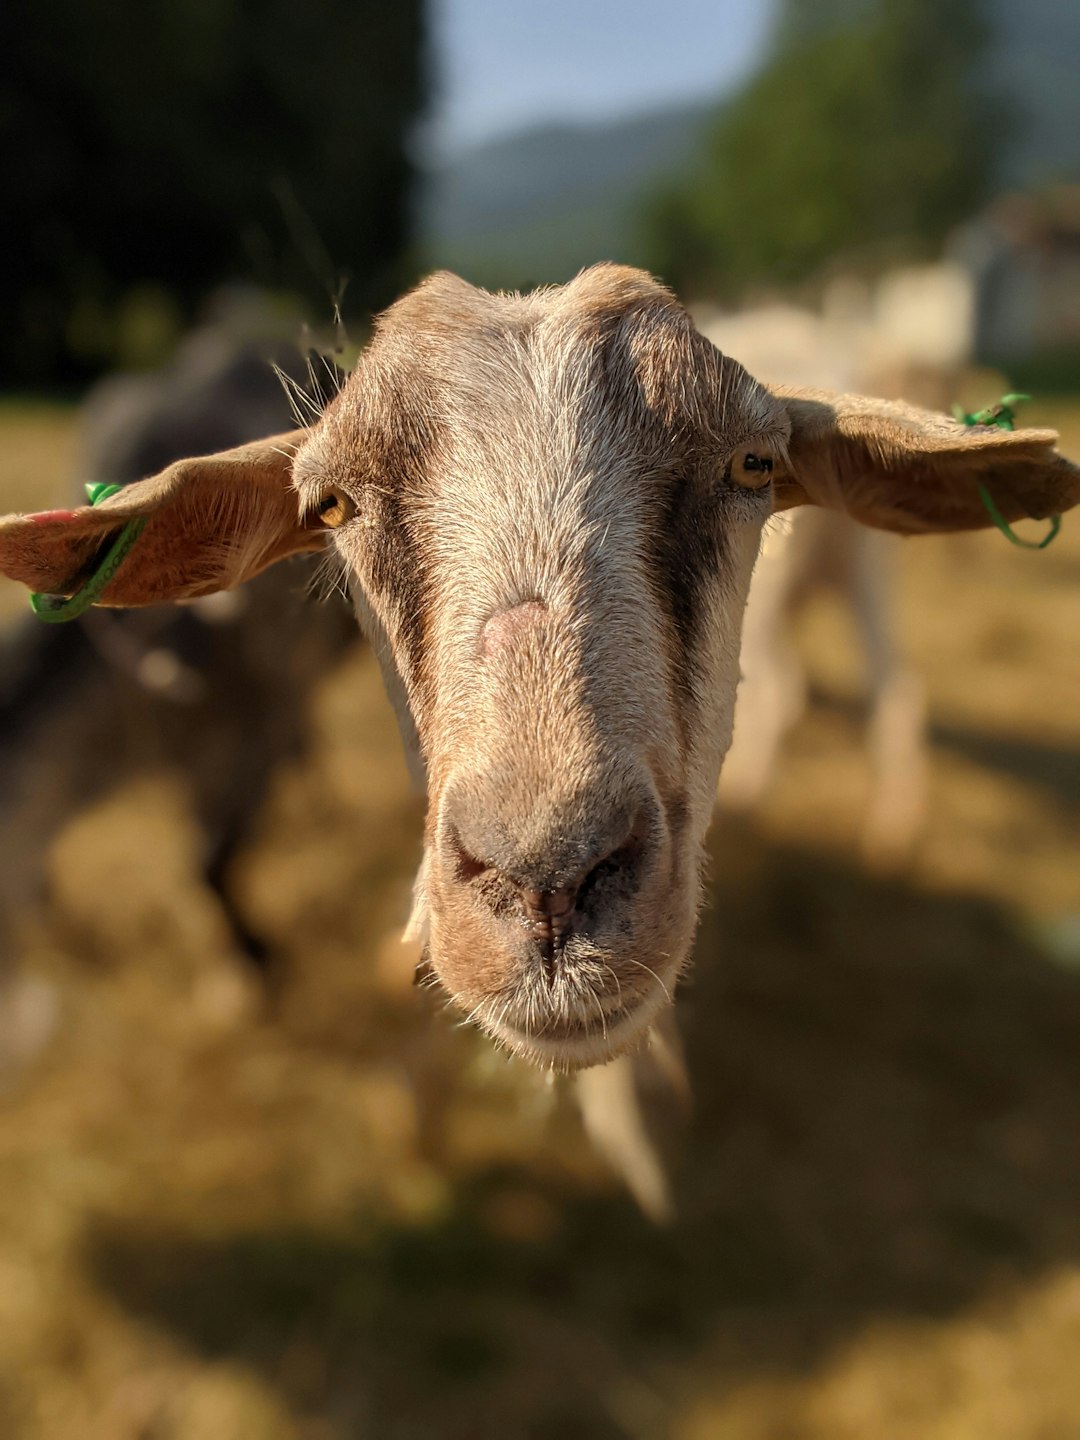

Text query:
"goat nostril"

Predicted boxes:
[[449, 828, 489, 885], [445, 805, 652, 961], [575, 831, 644, 911]]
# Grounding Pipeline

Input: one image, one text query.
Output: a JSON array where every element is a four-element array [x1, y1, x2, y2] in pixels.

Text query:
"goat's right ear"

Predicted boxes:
[[0, 430, 326, 608], [770, 389, 1080, 535]]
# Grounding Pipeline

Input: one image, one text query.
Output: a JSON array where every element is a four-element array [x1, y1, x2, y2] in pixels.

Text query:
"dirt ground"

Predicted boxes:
[[0, 400, 1078, 1439]]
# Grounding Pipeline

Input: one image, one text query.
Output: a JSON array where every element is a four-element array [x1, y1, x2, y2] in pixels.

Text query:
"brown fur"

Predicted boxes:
[[0, 431, 320, 602], [776, 389, 1077, 529]]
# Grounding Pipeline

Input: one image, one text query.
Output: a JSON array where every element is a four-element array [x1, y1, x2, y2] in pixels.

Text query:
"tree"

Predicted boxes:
[[0, 0, 428, 382], [646, 0, 1006, 298]]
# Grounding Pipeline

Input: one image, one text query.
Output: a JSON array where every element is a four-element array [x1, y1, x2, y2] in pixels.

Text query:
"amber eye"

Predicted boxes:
[[732, 450, 774, 489], [315, 487, 355, 528]]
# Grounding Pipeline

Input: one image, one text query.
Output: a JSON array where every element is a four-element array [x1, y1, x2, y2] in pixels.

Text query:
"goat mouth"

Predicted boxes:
[[480, 985, 672, 1072]]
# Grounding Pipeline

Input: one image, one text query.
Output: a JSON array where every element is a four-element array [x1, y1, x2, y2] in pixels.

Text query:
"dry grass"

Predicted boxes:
[[0, 402, 1078, 1438]]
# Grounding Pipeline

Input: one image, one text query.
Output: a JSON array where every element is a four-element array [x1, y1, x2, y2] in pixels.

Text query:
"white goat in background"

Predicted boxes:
[[698, 277, 973, 866]]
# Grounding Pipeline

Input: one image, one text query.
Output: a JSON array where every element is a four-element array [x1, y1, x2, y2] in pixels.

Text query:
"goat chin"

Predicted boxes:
[[478, 982, 674, 1075]]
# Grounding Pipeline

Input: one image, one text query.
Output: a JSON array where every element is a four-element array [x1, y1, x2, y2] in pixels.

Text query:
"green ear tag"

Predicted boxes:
[[953, 393, 1062, 550], [29, 482, 147, 623]]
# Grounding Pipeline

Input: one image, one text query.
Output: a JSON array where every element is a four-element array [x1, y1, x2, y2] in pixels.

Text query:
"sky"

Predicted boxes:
[[427, 0, 777, 153]]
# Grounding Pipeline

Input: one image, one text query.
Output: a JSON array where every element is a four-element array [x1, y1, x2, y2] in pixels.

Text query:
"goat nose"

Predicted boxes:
[[444, 796, 652, 956], [439, 772, 660, 940]]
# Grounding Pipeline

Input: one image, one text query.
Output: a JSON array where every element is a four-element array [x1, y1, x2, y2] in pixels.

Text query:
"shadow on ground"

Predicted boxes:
[[807, 682, 1080, 814], [87, 822, 1080, 1438]]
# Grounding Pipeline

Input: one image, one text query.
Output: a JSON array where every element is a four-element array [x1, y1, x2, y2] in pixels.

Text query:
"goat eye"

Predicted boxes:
[[316, 487, 356, 527], [732, 450, 774, 488]]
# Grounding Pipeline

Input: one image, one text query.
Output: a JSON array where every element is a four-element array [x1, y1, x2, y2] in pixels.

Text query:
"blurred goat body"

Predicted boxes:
[[0, 301, 352, 1080], [698, 304, 943, 866], [721, 508, 928, 865]]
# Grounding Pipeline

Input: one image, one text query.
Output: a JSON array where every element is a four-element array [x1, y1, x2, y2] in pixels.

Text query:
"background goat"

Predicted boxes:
[[0, 308, 353, 1077], [697, 301, 969, 866]]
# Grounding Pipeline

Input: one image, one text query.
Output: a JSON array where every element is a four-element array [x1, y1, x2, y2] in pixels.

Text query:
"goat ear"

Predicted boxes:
[[771, 388, 1080, 535], [0, 430, 325, 608]]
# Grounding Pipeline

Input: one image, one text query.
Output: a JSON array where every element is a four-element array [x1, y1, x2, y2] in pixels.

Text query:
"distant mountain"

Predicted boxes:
[[419, 0, 1080, 290], [417, 102, 714, 287]]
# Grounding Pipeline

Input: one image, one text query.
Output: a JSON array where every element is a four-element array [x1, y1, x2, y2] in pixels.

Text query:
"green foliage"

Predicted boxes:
[[1, 0, 427, 382], [647, 0, 1006, 297]]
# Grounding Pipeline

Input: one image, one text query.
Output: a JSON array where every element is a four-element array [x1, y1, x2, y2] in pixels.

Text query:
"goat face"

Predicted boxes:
[[5, 265, 1076, 1071], [293, 266, 790, 1069]]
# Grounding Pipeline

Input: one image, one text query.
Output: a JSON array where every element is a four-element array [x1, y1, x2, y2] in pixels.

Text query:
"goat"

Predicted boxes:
[[2, 267, 1076, 1095], [718, 506, 929, 868], [698, 305, 953, 866], [0, 317, 353, 1078]]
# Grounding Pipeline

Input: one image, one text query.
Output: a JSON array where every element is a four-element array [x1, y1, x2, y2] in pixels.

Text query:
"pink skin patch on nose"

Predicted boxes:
[[480, 599, 548, 657]]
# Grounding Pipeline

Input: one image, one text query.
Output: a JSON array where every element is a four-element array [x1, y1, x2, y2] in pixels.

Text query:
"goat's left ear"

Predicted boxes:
[[0, 430, 325, 608], [771, 388, 1080, 535]]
